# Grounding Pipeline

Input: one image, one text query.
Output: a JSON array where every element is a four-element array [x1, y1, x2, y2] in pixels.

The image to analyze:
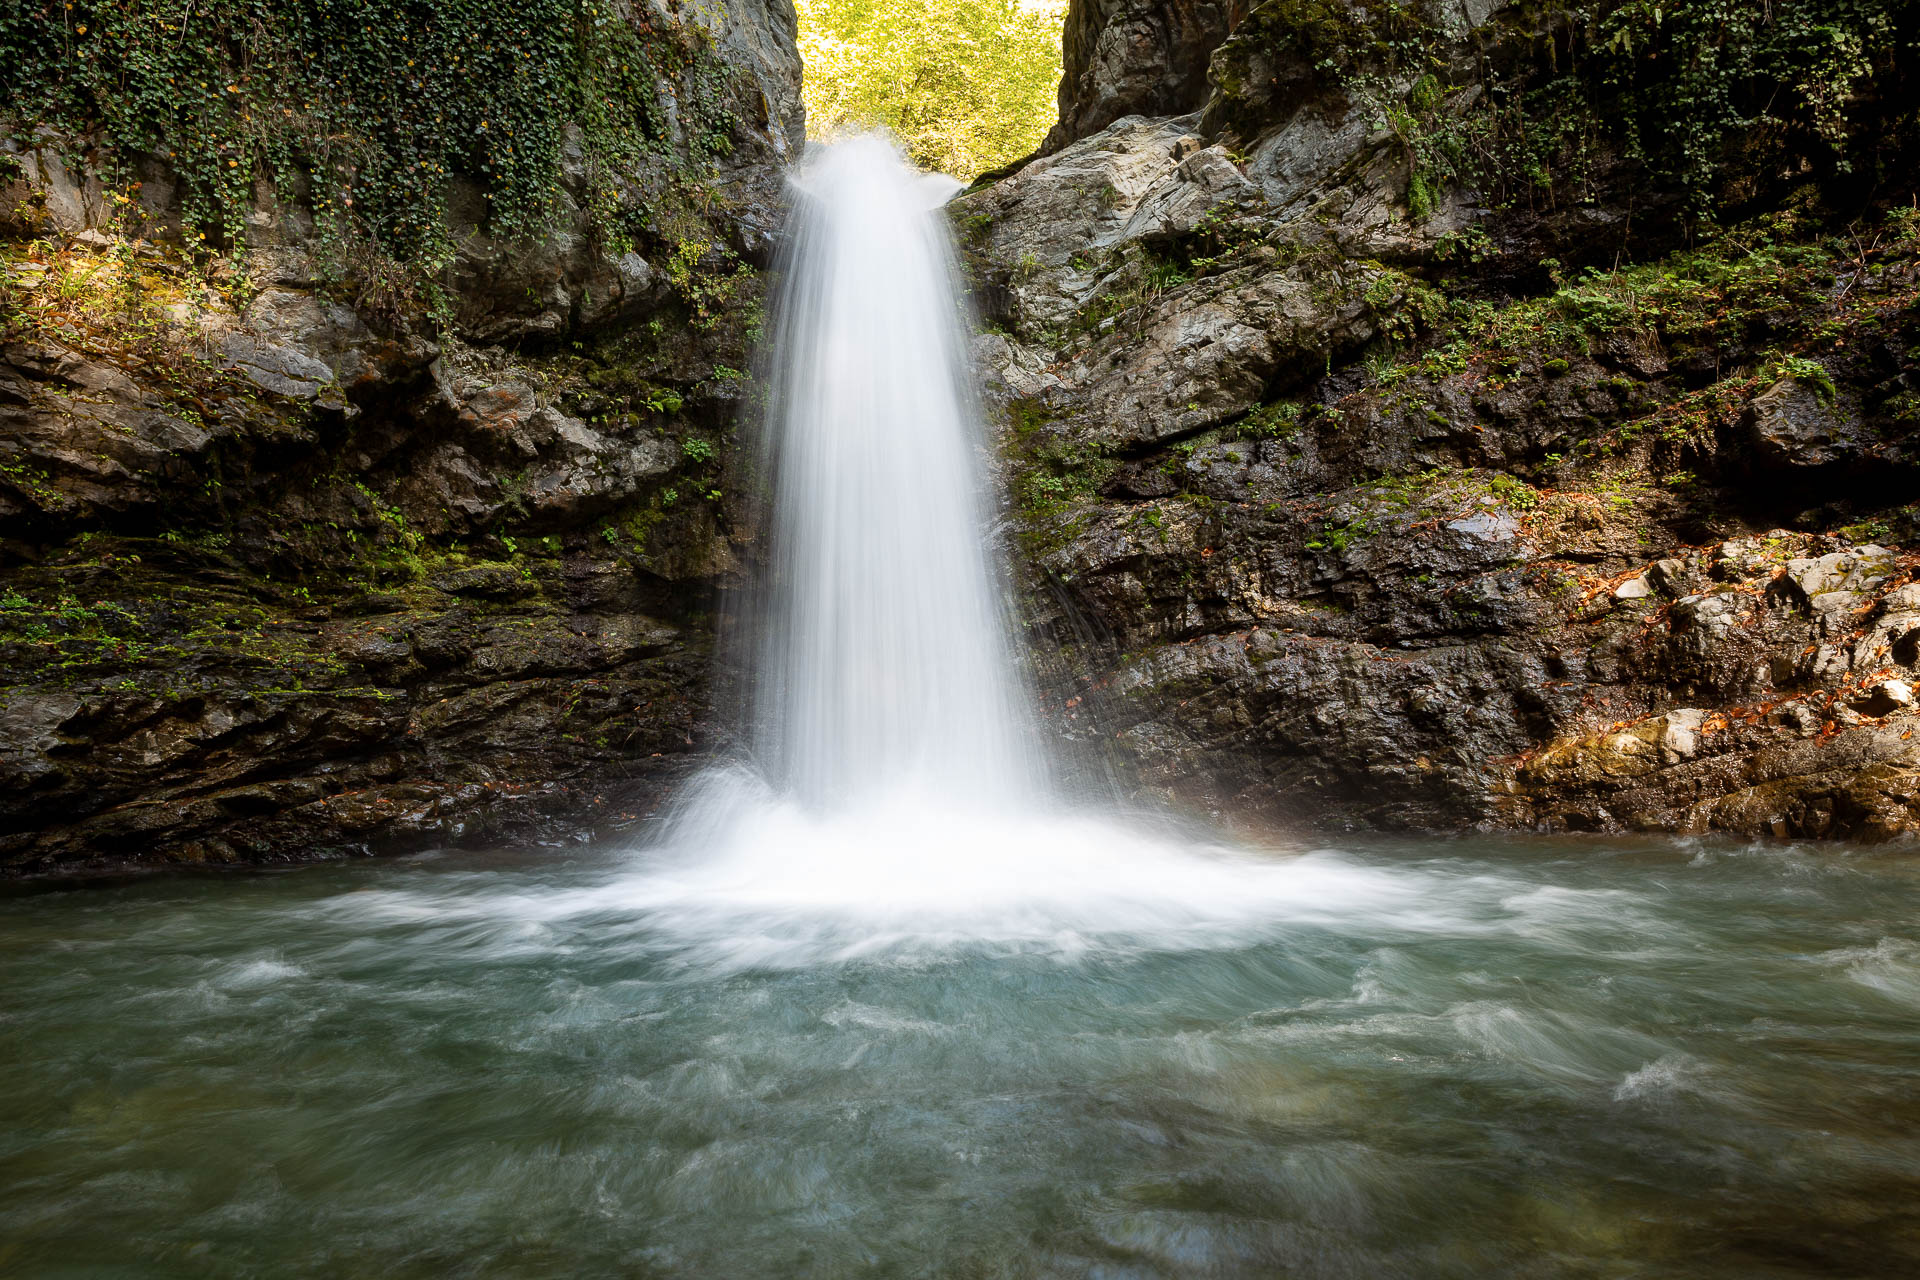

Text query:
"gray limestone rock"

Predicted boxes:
[[1043, 0, 1237, 154]]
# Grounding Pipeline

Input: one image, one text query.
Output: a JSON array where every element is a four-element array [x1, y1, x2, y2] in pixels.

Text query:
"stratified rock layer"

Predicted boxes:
[[964, 0, 1920, 841], [0, 0, 802, 871]]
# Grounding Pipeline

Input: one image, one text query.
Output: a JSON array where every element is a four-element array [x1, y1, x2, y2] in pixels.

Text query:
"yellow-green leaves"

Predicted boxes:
[[797, 0, 1067, 178]]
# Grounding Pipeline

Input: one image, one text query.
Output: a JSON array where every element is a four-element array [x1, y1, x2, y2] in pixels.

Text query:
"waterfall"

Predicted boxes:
[[747, 134, 1041, 810], [630, 135, 1320, 959]]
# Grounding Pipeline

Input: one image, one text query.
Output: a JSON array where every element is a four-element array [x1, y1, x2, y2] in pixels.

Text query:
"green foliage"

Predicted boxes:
[[629, 383, 684, 415], [1584, 0, 1908, 188], [1212, 0, 1450, 197], [1234, 400, 1303, 440], [1008, 398, 1113, 514], [1305, 466, 1543, 552], [1765, 353, 1838, 404], [1227, 0, 1916, 224], [1363, 268, 1449, 342], [1074, 258, 1183, 335], [1215, 0, 1429, 105], [1396, 0, 1918, 221], [1022, 471, 1068, 505], [1487, 472, 1541, 510], [1352, 204, 1920, 478], [664, 238, 755, 330], [1, 0, 742, 302], [1432, 225, 1493, 263], [1429, 216, 1843, 365], [798, 0, 1065, 177]]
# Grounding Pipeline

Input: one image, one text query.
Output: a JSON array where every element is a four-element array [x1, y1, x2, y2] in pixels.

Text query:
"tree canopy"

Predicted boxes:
[[797, 0, 1067, 178]]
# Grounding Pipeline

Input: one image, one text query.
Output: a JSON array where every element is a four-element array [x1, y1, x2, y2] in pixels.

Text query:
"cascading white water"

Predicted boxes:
[[626, 133, 1375, 959], [749, 135, 1038, 808]]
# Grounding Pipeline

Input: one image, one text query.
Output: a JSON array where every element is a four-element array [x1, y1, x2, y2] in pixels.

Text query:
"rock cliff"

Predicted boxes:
[[1, 0, 802, 871], [964, 0, 1920, 840], [9, 0, 1920, 870]]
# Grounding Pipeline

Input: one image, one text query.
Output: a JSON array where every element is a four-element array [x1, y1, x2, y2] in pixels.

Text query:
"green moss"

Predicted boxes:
[[1363, 267, 1450, 341], [1360, 206, 1915, 435], [1232, 401, 1304, 441], [1221, 0, 1429, 100], [1013, 435, 1117, 515], [1406, 0, 1915, 225]]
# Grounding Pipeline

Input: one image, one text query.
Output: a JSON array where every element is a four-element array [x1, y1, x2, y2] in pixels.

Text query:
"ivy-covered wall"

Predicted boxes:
[[0, 0, 804, 870], [0, 0, 786, 313], [1206, 0, 1920, 227]]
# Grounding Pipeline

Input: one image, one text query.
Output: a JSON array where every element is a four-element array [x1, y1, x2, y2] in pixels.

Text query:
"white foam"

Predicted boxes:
[[575, 784, 1631, 968], [1613, 1053, 1707, 1101], [217, 957, 305, 987], [1821, 936, 1920, 1004]]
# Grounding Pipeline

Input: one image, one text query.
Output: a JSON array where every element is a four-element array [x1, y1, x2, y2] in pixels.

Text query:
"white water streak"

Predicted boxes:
[[749, 135, 1037, 806]]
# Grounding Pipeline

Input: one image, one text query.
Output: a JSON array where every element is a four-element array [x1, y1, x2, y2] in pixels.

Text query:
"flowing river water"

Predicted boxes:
[[3, 837, 1919, 1276], [4, 137, 1918, 1276]]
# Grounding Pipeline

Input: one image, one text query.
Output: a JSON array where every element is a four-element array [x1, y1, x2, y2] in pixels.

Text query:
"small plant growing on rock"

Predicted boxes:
[[1024, 473, 1068, 506], [1234, 402, 1302, 440], [1487, 473, 1541, 510], [1765, 353, 1837, 404], [643, 387, 685, 415]]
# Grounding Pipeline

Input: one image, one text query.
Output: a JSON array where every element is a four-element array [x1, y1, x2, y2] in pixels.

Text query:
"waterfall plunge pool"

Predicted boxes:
[[7, 136, 1919, 1279], [4, 832, 1918, 1277]]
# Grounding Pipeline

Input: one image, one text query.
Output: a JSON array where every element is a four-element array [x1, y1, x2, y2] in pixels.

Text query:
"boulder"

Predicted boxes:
[[1746, 376, 1870, 469]]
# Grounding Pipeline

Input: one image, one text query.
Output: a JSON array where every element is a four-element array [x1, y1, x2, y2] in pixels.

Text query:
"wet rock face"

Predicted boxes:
[[0, 555, 714, 869], [0, 262, 743, 871], [965, 0, 1920, 842], [1042, 0, 1237, 154], [1744, 379, 1873, 472], [1014, 440, 1920, 841], [0, 3, 801, 872]]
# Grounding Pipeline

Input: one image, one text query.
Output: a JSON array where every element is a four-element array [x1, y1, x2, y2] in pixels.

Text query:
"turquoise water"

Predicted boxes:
[[3, 836, 1917, 1277]]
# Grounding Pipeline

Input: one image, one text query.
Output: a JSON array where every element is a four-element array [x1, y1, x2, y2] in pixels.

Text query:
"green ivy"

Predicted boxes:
[[1, 0, 743, 286], [1217, 0, 1918, 224], [1419, 0, 1920, 220]]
